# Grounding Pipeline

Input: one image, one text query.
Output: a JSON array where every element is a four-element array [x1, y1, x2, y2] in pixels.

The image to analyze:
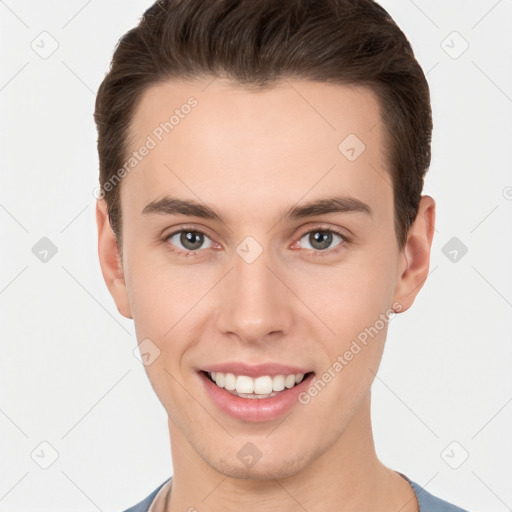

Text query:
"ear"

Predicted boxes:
[[392, 195, 436, 313], [96, 199, 133, 319]]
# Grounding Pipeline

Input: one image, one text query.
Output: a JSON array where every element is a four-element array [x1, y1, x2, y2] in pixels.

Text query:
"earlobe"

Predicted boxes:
[[96, 199, 133, 319], [392, 195, 436, 312]]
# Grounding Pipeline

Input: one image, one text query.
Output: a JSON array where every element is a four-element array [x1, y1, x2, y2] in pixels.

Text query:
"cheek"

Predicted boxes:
[[125, 251, 214, 374], [288, 254, 398, 393], [125, 267, 167, 336], [125, 258, 199, 413], [293, 254, 395, 334], [124, 246, 195, 331]]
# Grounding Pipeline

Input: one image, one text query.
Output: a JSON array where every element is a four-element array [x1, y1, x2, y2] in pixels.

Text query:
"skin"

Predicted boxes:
[[96, 78, 435, 511]]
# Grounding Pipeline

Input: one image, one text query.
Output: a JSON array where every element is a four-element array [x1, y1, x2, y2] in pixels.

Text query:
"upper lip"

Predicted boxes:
[[200, 362, 313, 378]]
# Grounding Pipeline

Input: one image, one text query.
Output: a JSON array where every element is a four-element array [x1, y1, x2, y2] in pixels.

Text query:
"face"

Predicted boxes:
[[97, 78, 434, 480]]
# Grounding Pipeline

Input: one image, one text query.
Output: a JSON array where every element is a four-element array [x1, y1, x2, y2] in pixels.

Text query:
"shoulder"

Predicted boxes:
[[124, 474, 472, 512], [121, 477, 172, 512], [402, 474, 471, 512]]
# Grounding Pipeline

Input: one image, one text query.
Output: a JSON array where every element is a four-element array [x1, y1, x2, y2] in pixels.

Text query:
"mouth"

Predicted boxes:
[[201, 370, 315, 399], [197, 366, 315, 422]]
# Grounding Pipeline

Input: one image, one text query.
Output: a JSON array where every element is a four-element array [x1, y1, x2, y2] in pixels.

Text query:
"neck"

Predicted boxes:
[[165, 391, 418, 512]]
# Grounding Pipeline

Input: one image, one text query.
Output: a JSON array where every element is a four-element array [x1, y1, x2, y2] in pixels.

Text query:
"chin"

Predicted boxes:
[[205, 448, 313, 481]]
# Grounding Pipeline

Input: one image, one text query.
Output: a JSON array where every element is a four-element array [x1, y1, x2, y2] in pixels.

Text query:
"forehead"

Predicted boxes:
[[122, 78, 392, 224]]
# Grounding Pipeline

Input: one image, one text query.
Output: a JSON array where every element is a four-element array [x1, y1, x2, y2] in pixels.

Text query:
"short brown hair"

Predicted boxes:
[[94, 0, 432, 251]]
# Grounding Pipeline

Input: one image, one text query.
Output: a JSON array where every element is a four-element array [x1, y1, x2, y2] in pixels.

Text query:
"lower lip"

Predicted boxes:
[[199, 371, 315, 422]]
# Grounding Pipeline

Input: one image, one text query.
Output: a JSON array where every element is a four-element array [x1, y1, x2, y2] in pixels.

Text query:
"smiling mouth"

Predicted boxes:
[[200, 370, 315, 399]]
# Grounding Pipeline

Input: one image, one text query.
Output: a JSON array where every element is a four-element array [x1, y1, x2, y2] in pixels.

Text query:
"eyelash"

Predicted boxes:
[[163, 224, 350, 258]]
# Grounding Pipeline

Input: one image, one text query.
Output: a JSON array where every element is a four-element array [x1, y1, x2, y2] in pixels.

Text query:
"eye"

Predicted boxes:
[[166, 228, 215, 253], [297, 228, 346, 252]]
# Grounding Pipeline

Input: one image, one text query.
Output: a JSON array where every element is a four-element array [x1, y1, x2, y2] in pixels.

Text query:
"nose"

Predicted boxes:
[[216, 245, 294, 345]]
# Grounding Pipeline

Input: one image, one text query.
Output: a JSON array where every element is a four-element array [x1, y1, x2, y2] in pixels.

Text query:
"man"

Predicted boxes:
[[94, 0, 469, 510]]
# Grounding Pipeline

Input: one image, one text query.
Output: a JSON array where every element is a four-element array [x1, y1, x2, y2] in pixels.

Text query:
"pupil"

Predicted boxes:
[[181, 231, 203, 250], [310, 231, 331, 250]]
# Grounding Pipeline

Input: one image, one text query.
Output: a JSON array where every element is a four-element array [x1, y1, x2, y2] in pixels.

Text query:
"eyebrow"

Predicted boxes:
[[141, 195, 373, 223]]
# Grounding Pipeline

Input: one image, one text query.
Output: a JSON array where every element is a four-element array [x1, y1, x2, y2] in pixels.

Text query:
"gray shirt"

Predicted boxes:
[[122, 473, 470, 511]]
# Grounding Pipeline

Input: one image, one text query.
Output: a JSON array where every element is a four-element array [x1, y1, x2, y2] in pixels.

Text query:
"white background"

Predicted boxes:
[[0, 1, 511, 510]]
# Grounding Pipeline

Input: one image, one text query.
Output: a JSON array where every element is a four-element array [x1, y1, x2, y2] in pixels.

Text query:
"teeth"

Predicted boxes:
[[215, 372, 225, 388], [285, 374, 296, 388], [224, 372, 236, 390], [236, 375, 254, 394], [272, 375, 285, 391], [208, 371, 306, 395]]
